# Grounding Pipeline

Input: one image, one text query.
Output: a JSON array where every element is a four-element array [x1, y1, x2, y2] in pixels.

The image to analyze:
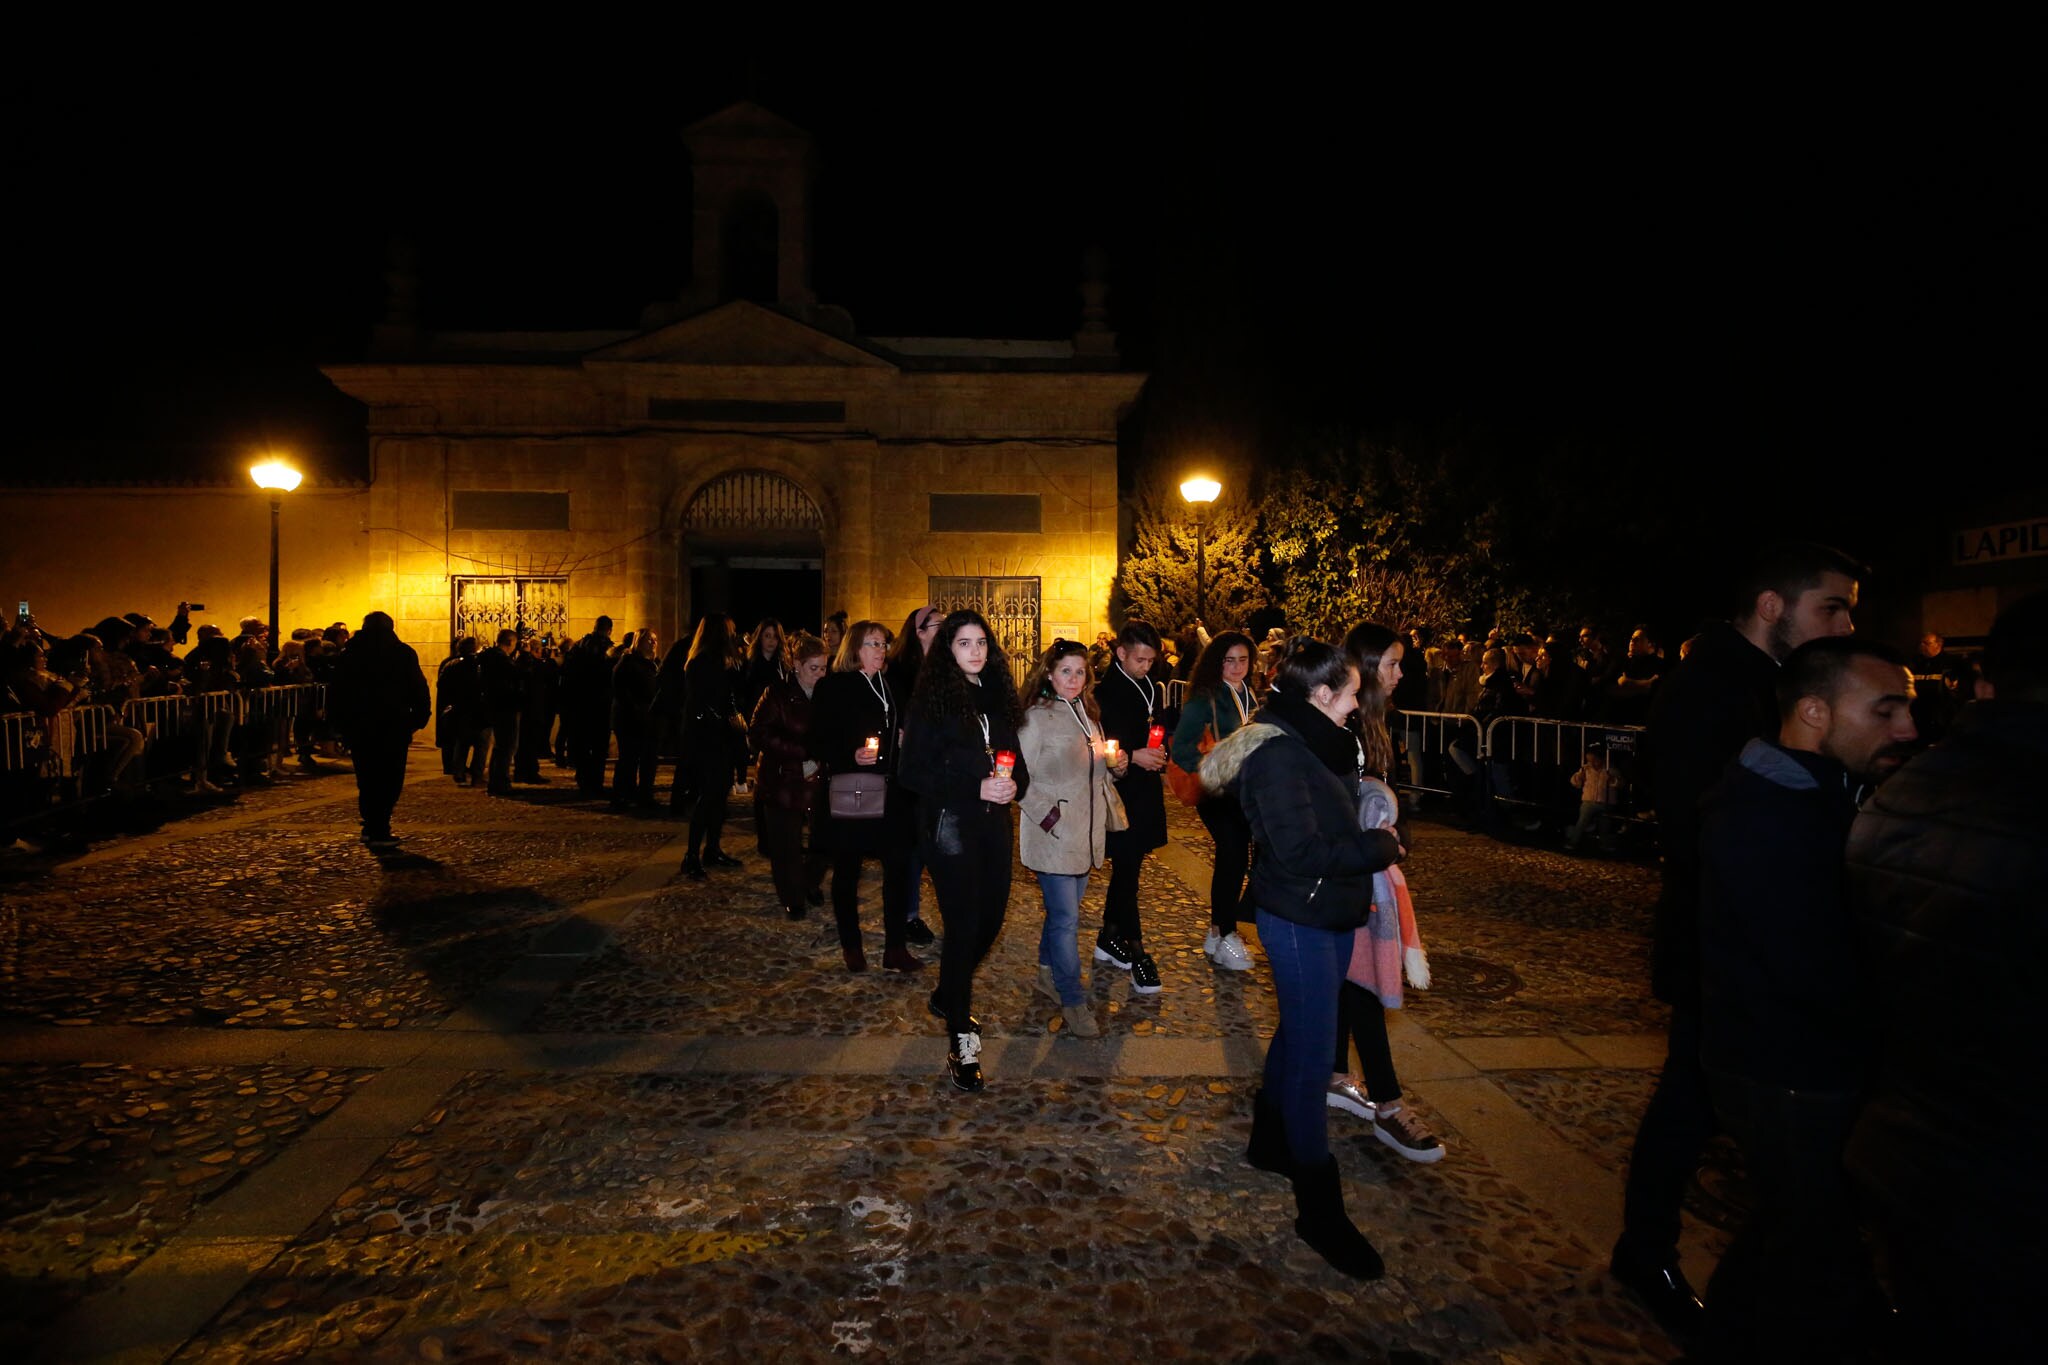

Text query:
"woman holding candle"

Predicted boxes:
[[899, 609, 1030, 1092], [1017, 638, 1123, 1038], [1095, 620, 1169, 994], [1171, 630, 1261, 970], [810, 620, 919, 973], [675, 615, 747, 879]]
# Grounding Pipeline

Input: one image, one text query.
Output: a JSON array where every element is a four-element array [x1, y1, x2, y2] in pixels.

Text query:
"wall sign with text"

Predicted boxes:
[[1951, 518, 2048, 566]]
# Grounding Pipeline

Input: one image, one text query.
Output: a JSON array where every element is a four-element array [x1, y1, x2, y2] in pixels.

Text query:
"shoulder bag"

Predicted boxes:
[[827, 769, 889, 819]]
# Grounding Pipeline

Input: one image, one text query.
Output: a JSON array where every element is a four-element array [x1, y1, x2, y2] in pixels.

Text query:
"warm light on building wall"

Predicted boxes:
[[250, 459, 303, 493], [1179, 476, 1221, 504]]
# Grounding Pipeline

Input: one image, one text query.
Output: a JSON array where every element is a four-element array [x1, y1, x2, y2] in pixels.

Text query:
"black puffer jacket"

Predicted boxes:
[[1697, 738, 1867, 1089], [1202, 695, 1401, 931], [1844, 701, 2048, 1241]]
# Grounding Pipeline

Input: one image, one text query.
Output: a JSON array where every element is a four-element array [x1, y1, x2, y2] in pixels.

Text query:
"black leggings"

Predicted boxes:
[[832, 842, 909, 952], [1333, 981, 1401, 1103], [684, 750, 731, 857], [1197, 794, 1252, 933], [1103, 849, 1147, 945], [926, 808, 1012, 1035]]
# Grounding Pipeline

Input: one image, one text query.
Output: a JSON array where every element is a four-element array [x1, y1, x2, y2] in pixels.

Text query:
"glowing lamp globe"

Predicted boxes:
[[250, 460, 303, 493], [1180, 477, 1221, 504]]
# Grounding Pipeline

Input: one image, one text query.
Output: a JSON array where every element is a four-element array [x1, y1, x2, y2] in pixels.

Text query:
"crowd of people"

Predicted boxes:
[[13, 563, 2036, 1353], [2, 604, 350, 829]]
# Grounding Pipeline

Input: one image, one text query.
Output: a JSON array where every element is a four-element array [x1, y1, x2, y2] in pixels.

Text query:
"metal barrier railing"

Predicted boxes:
[[1389, 710, 1486, 798], [3, 684, 330, 829], [1481, 715, 1650, 823], [2, 711, 48, 773]]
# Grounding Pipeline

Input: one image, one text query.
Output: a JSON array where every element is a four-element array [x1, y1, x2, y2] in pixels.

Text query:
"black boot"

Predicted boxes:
[[1247, 1088, 1293, 1177], [1289, 1157, 1384, 1280]]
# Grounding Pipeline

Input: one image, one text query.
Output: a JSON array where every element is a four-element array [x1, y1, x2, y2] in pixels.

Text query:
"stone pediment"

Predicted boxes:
[[589, 301, 892, 369]]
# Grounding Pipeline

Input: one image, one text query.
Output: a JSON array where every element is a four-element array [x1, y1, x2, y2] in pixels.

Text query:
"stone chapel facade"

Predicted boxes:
[[325, 102, 1142, 665]]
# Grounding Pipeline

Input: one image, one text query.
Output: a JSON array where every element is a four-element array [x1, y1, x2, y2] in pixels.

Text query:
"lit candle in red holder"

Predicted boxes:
[[1148, 724, 1165, 749], [993, 749, 1016, 779]]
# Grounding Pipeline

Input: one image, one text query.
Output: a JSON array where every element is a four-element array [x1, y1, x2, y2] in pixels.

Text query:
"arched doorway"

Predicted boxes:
[[681, 469, 826, 637]]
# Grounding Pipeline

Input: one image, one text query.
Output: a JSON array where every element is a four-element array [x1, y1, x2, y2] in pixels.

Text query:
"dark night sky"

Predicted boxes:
[[20, 41, 2041, 627]]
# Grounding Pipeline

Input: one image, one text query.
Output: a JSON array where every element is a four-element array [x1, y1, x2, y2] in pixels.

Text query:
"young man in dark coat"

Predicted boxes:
[[1845, 591, 2047, 1359], [1611, 540, 1864, 1336], [1095, 620, 1168, 994], [1696, 637, 1915, 1362], [475, 629, 525, 796], [330, 611, 432, 847], [560, 616, 614, 794]]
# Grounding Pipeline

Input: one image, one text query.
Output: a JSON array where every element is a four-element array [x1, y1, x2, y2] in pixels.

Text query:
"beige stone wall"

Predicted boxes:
[[1, 486, 375, 643]]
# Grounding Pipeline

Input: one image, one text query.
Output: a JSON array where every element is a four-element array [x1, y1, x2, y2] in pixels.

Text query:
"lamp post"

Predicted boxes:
[[1179, 476, 1221, 622], [250, 458, 302, 661]]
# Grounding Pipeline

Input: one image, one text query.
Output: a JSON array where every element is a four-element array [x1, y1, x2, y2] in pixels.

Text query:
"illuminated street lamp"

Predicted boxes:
[[250, 458, 302, 661], [1180, 476, 1222, 622]]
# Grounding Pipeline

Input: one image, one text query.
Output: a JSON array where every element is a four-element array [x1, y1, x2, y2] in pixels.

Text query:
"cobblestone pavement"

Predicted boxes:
[[0, 751, 1724, 1363]]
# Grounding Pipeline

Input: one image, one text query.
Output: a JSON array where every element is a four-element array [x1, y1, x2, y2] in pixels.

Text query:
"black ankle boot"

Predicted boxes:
[[681, 854, 705, 880], [1289, 1157, 1384, 1280], [1247, 1088, 1293, 1177]]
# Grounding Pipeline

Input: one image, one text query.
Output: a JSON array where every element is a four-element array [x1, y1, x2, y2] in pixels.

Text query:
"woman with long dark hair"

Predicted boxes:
[[1200, 638, 1404, 1277], [810, 619, 921, 974], [738, 619, 790, 852], [751, 632, 830, 920], [1333, 622, 1444, 1163], [675, 615, 747, 878], [899, 610, 1030, 1092], [1017, 638, 1121, 1037], [885, 606, 943, 949], [1171, 630, 1260, 970]]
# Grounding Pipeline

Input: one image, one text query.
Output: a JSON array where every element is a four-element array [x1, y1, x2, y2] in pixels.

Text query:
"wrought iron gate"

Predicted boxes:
[[451, 577, 570, 648], [928, 576, 1041, 666]]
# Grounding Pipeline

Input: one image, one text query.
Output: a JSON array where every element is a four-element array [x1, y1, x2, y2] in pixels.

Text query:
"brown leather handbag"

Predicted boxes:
[[827, 770, 889, 819]]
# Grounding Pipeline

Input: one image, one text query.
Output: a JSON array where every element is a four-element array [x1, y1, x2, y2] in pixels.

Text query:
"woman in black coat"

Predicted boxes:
[[809, 619, 921, 974], [675, 615, 747, 878], [1095, 620, 1169, 993], [750, 633, 830, 920], [1203, 638, 1404, 1280], [884, 605, 943, 948], [898, 609, 1030, 1093]]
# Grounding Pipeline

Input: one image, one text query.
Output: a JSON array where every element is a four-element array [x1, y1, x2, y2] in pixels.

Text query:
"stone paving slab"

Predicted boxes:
[[0, 1062, 372, 1349], [167, 1070, 1680, 1364]]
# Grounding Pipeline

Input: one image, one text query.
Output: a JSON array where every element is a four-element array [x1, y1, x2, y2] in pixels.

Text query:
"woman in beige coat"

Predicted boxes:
[[1017, 638, 1125, 1037]]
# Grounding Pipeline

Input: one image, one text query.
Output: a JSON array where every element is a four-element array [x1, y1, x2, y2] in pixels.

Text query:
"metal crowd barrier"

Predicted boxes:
[[1389, 711, 1485, 798], [1383, 708, 1651, 836], [1480, 714, 1651, 824], [2, 685, 329, 829]]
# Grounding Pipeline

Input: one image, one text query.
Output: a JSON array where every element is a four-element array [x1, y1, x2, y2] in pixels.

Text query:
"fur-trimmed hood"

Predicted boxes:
[[1199, 721, 1284, 797]]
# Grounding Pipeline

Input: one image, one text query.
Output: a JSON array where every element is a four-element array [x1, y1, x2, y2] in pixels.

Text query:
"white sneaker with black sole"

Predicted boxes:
[[1206, 930, 1254, 971]]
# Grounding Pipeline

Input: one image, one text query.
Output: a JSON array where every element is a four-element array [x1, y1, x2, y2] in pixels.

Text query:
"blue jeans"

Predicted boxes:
[[1034, 871, 1090, 1006], [1257, 908, 1354, 1168]]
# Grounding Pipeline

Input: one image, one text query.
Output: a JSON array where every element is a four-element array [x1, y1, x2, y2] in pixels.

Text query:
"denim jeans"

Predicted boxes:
[[1256, 908, 1354, 1168], [1034, 871, 1089, 1006]]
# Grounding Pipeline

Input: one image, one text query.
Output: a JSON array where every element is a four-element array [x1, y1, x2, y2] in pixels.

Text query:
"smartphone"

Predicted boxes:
[[15, 601, 27, 626]]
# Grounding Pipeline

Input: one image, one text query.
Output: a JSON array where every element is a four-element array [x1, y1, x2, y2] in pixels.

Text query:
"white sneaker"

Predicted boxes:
[[1208, 931, 1254, 971], [1203, 926, 1221, 958]]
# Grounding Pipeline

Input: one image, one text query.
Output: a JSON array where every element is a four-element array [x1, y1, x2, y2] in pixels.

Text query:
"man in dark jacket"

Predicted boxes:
[[1696, 637, 1915, 1362], [475, 629, 525, 796], [1611, 541, 1864, 1335], [1844, 591, 2046, 1358], [330, 612, 431, 847], [560, 616, 614, 794], [1096, 620, 1169, 994]]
